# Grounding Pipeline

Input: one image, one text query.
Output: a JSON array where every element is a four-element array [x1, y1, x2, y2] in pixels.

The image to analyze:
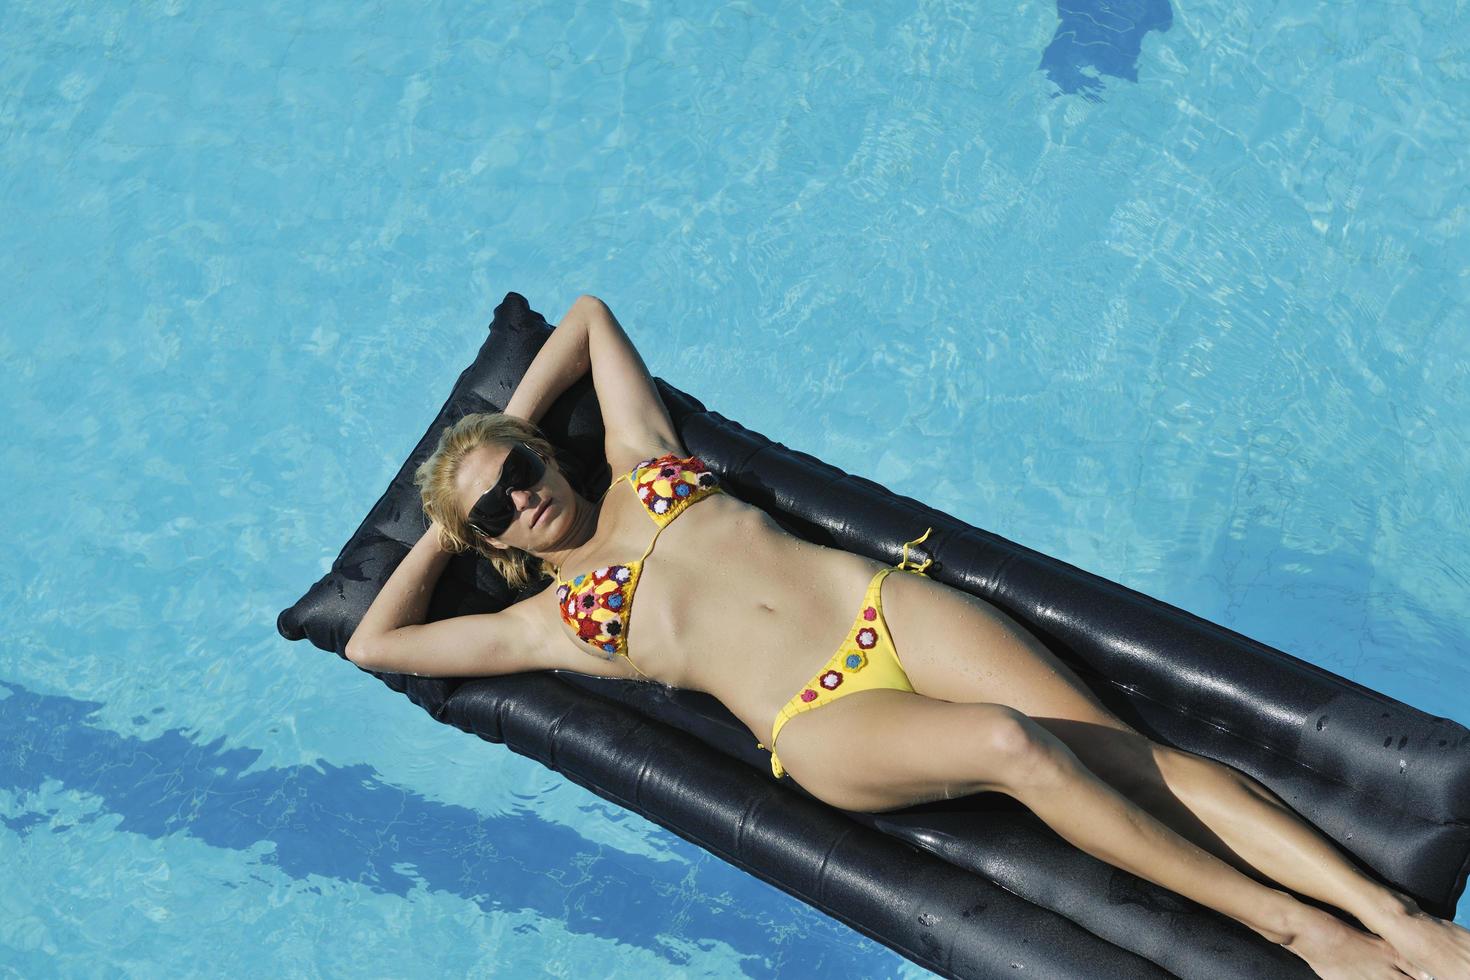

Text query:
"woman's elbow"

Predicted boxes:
[[345, 633, 374, 667]]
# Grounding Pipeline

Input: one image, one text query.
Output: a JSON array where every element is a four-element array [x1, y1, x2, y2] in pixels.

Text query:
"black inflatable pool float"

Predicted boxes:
[[278, 292, 1470, 978]]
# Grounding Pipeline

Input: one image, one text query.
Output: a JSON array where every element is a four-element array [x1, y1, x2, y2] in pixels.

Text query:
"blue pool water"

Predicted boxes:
[[4, 0, 1467, 975]]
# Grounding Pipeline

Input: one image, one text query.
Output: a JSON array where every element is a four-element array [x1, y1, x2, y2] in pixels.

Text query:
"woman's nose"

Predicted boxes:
[[510, 487, 536, 510]]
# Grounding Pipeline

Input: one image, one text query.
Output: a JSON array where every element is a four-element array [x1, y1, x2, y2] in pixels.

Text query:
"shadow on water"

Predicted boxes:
[[0, 680, 888, 978], [1041, 0, 1173, 102]]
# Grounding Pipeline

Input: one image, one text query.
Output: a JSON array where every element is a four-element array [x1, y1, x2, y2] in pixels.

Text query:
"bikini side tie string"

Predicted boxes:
[[899, 526, 934, 576]]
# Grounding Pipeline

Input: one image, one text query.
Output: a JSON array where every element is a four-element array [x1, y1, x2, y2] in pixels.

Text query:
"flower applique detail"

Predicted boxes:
[[819, 670, 843, 690], [633, 454, 721, 527], [558, 562, 638, 656], [856, 627, 878, 649]]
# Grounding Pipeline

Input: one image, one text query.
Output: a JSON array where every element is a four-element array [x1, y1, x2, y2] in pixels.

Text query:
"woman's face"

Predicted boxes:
[[455, 442, 577, 553]]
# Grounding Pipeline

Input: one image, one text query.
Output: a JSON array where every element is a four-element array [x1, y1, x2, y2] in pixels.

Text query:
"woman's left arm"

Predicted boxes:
[[507, 294, 683, 467], [577, 295, 684, 466], [503, 298, 596, 426]]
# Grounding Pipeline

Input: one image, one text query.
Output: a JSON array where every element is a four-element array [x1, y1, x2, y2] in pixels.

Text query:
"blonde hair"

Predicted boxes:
[[413, 412, 565, 592]]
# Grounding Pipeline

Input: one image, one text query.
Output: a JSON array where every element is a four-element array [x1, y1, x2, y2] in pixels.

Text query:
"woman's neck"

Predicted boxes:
[[541, 482, 614, 573]]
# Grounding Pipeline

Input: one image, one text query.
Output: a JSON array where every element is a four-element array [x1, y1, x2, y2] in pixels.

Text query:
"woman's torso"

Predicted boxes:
[[524, 458, 887, 746]]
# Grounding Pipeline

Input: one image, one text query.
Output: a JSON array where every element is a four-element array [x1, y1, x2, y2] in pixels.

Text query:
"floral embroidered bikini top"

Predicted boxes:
[[551, 453, 724, 678]]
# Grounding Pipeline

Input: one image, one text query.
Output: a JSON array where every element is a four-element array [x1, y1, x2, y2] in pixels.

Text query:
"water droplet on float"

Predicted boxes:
[[1383, 736, 1393, 747], [1317, 715, 1329, 731], [1398, 735, 1409, 749]]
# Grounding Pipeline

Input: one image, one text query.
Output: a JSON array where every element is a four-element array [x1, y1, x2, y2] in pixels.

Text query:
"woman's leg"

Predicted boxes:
[[1100, 737, 1470, 980], [874, 570, 1470, 975], [996, 716, 1426, 977], [1028, 720, 1413, 924], [1130, 742, 1411, 917], [848, 569, 1470, 977], [1015, 723, 1470, 979], [774, 691, 1412, 978]]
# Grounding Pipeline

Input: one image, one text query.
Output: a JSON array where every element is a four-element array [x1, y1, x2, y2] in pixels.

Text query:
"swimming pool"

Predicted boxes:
[[3, 0, 1466, 976]]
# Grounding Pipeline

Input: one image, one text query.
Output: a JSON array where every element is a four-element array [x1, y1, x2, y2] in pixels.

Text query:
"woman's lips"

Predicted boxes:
[[532, 500, 550, 527]]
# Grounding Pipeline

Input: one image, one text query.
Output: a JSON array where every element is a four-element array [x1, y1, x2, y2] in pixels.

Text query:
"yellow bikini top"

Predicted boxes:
[[551, 453, 724, 677]]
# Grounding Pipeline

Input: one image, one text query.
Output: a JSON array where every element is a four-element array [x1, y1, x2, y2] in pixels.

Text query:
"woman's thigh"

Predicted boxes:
[[877, 568, 1160, 794], [772, 690, 1048, 812]]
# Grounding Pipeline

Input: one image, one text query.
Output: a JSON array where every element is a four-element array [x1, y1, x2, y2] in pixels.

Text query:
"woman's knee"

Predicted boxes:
[[970, 704, 1072, 793]]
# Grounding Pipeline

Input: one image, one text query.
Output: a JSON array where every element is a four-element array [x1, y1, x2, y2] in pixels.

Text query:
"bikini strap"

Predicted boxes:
[[636, 525, 661, 564], [897, 526, 935, 576]]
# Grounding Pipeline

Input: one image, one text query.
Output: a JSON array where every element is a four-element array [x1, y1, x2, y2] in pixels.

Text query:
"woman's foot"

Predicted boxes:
[[1282, 905, 1422, 979], [1371, 905, 1470, 980]]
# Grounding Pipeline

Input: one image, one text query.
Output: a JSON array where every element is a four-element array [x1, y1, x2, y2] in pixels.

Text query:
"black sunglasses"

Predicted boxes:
[[467, 442, 547, 537]]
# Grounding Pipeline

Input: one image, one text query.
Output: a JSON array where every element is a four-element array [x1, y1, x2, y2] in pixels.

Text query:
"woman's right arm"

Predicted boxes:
[[503, 296, 597, 424], [345, 601, 553, 678], [345, 523, 559, 677]]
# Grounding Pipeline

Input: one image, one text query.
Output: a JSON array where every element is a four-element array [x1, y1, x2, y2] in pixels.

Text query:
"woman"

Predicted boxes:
[[347, 295, 1469, 980]]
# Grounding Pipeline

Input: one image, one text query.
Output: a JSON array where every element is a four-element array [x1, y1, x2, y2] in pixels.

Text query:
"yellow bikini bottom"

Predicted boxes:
[[758, 528, 934, 780]]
